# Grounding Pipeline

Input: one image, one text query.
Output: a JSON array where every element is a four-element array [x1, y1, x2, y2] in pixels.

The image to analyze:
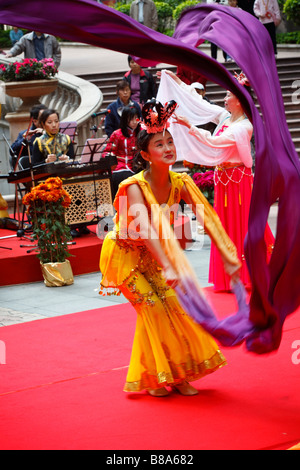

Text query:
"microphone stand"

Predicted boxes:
[[14, 118, 35, 237]]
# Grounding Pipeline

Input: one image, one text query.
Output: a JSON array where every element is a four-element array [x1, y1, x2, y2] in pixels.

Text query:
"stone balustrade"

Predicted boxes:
[[0, 61, 103, 198]]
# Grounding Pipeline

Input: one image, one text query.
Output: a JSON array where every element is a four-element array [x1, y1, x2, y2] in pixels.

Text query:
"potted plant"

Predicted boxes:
[[0, 58, 58, 112], [22, 177, 74, 287]]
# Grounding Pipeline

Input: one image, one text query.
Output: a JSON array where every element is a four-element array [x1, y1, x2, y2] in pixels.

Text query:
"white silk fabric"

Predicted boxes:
[[156, 70, 253, 167]]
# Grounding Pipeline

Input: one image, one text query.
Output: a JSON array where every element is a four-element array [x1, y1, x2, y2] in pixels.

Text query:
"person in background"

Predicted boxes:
[[10, 104, 47, 167], [206, 0, 230, 61], [123, 56, 157, 106], [105, 80, 142, 137], [9, 27, 23, 46], [103, 106, 141, 197], [130, 0, 158, 30], [176, 65, 207, 88], [32, 109, 74, 165], [237, 0, 255, 15], [165, 69, 274, 291], [5, 31, 61, 68], [254, 0, 281, 55]]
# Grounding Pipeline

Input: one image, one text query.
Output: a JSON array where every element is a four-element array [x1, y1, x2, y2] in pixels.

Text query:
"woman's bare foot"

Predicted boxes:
[[172, 381, 198, 396], [148, 387, 169, 397]]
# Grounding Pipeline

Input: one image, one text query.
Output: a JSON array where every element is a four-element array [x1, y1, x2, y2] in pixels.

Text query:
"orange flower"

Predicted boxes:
[[183, 160, 194, 169], [22, 177, 71, 208]]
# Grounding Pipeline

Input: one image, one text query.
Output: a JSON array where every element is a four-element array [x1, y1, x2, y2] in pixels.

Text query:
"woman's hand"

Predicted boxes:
[[59, 154, 70, 161], [173, 113, 192, 129], [162, 264, 179, 289], [230, 268, 241, 285], [45, 154, 57, 163], [156, 69, 182, 85]]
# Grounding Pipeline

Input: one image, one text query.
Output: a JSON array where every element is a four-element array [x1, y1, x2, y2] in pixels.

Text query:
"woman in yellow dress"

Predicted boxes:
[[99, 100, 241, 397]]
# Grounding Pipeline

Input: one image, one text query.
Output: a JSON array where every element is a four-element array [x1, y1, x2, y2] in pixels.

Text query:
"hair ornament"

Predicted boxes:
[[141, 99, 177, 134], [234, 71, 250, 87]]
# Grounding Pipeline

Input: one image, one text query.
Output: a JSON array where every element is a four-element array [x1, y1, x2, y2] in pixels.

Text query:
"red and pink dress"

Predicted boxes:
[[189, 113, 274, 291]]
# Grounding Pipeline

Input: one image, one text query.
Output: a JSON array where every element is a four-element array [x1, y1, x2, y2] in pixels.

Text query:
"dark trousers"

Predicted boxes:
[[211, 43, 228, 60], [263, 22, 277, 54]]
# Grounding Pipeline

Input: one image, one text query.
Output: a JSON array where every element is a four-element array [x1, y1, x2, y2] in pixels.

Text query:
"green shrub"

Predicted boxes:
[[277, 31, 300, 43], [155, 2, 174, 32], [115, 2, 131, 14], [283, 0, 300, 27], [173, 1, 201, 21]]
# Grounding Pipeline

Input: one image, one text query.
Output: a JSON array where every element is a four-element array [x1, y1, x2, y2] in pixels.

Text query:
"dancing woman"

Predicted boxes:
[[99, 100, 242, 397], [159, 70, 274, 292]]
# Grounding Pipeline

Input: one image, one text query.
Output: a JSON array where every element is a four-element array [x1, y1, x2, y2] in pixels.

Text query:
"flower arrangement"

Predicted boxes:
[[183, 160, 215, 206], [0, 58, 58, 82], [22, 177, 72, 264], [192, 170, 215, 206]]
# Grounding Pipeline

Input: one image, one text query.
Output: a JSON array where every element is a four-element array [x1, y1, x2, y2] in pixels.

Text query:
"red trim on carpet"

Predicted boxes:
[[0, 293, 299, 450]]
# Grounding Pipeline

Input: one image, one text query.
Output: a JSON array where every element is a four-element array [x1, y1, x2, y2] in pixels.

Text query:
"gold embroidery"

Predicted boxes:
[[123, 350, 227, 392]]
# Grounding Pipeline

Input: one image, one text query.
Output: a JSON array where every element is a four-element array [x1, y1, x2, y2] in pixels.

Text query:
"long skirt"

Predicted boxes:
[[209, 166, 274, 291], [120, 250, 226, 392]]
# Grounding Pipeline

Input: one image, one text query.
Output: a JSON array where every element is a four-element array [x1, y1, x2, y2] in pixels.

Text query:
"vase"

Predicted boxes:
[[40, 259, 74, 287], [4, 78, 59, 142], [4, 78, 58, 112]]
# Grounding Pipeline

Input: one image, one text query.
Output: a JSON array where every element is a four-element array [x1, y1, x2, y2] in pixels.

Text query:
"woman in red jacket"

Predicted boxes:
[[103, 106, 141, 197]]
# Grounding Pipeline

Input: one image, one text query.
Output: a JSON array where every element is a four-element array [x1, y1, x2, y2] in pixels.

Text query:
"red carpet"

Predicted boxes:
[[0, 215, 192, 286], [0, 288, 299, 450]]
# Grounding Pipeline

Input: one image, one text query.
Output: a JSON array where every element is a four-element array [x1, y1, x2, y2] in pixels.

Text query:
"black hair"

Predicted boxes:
[[131, 129, 153, 172], [39, 108, 59, 126], [120, 106, 140, 138], [30, 103, 47, 120], [116, 80, 131, 93]]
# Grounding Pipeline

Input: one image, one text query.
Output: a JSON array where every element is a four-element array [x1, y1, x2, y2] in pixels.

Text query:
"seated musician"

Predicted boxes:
[[11, 104, 47, 161], [32, 109, 75, 165]]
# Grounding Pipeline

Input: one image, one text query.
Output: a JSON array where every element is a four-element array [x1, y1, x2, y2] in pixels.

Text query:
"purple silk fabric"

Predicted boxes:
[[0, 1, 299, 353]]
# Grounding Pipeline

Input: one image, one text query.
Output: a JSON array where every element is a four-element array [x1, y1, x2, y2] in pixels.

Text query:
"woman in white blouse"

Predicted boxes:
[[253, 0, 281, 54], [157, 69, 274, 292]]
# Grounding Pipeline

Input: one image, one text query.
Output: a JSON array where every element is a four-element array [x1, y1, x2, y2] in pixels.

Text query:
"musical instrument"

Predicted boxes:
[[6, 154, 118, 185], [4, 154, 118, 227]]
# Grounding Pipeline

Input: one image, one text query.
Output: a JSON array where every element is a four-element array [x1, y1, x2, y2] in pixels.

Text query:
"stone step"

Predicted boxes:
[[79, 57, 300, 155]]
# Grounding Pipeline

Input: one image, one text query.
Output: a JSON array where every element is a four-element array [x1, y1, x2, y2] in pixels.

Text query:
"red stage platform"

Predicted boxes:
[[0, 215, 192, 286]]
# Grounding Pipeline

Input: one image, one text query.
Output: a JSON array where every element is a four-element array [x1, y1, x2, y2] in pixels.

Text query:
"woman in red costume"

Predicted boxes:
[[158, 70, 274, 292]]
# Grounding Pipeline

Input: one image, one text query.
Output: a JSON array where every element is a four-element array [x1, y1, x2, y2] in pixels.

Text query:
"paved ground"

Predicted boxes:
[[0, 204, 278, 327], [0, 43, 283, 327], [58, 43, 300, 76]]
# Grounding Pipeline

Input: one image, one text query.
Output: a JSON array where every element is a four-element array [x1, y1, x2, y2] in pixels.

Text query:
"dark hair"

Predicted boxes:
[[39, 109, 59, 126], [120, 106, 140, 138], [116, 80, 131, 93], [127, 55, 133, 66], [131, 129, 153, 171], [30, 104, 47, 120]]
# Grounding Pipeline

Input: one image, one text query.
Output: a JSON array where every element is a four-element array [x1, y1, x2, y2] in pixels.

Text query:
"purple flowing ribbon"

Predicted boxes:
[[0, 1, 299, 353], [175, 280, 255, 348]]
